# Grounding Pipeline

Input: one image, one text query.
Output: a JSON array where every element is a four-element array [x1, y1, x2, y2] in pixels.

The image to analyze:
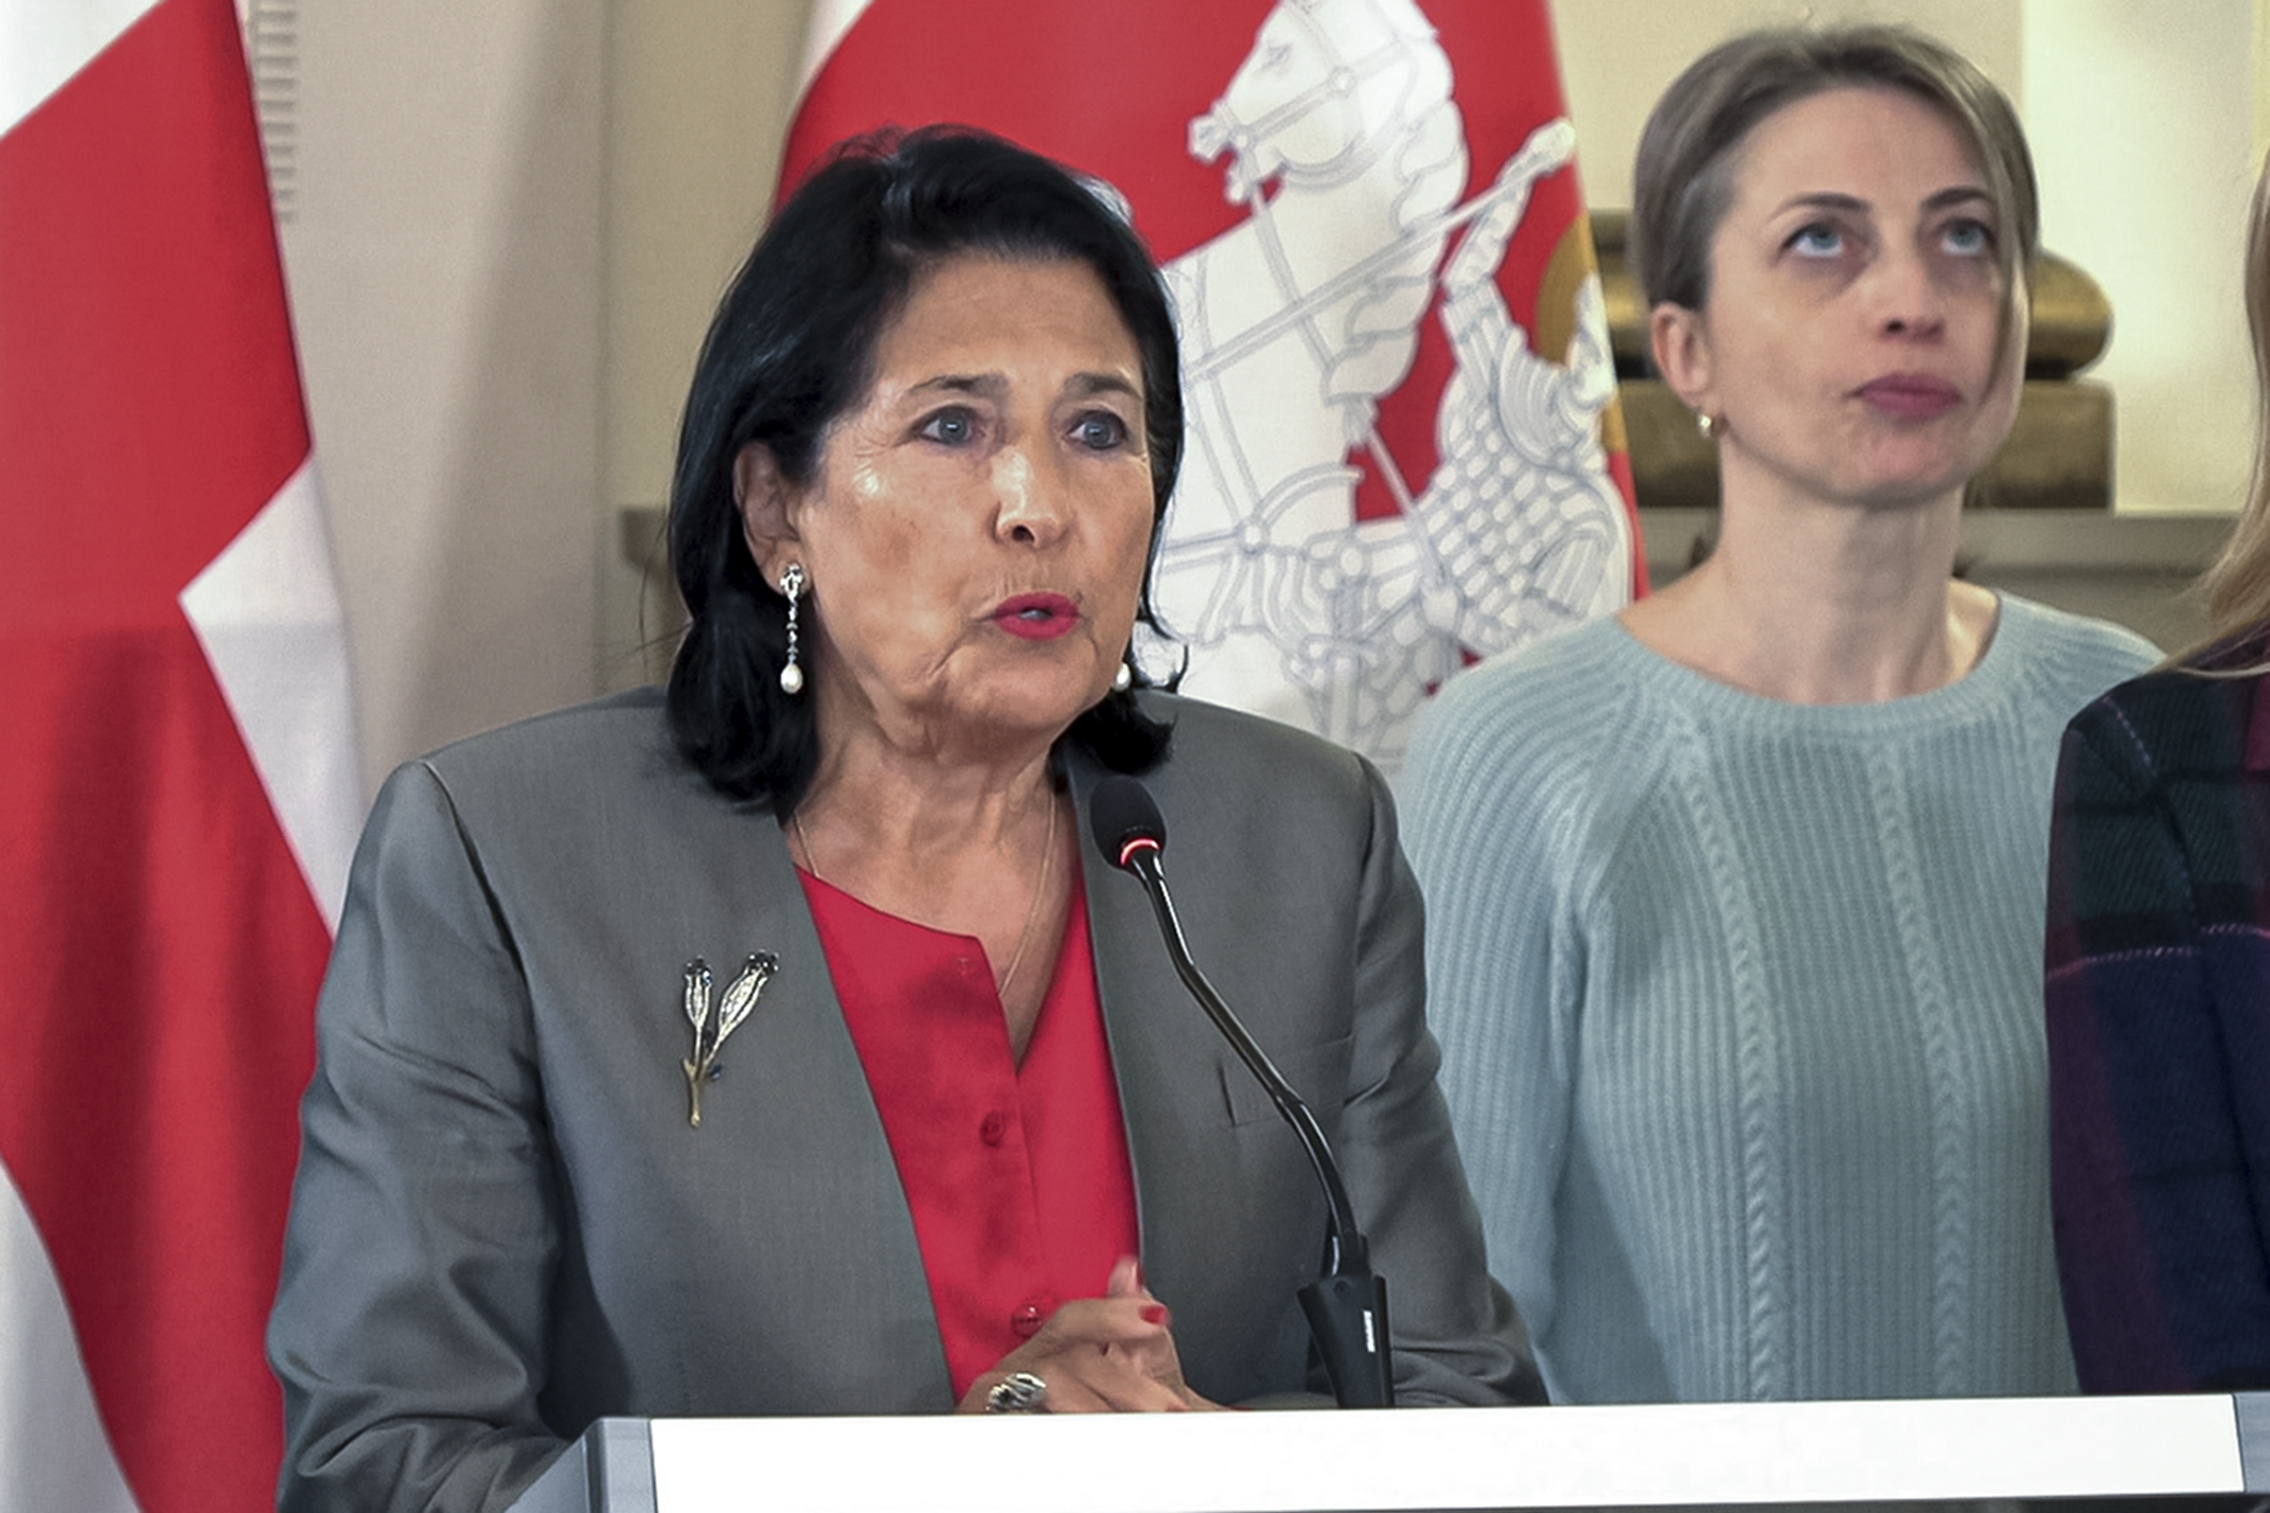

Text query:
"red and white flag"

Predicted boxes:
[[0, 0, 357, 1508], [786, 0, 1640, 767]]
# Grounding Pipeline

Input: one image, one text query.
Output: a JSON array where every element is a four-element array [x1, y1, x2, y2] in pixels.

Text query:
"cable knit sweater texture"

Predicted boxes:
[[1402, 596, 2157, 1403]]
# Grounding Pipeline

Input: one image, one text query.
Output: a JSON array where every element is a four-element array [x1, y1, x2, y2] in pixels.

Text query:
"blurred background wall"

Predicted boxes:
[[271, 0, 2270, 797]]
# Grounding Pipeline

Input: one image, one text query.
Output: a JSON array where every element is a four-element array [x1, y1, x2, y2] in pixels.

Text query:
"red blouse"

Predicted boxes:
[[797, 871, 1141, 1397]]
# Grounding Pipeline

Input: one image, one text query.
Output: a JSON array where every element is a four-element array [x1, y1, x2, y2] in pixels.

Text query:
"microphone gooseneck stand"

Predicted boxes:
[[1087, 774, 1395, 1408]]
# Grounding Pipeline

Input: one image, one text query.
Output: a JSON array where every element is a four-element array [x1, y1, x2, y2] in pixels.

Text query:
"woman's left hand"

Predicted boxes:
[[955, 1257, 1226, 1414]]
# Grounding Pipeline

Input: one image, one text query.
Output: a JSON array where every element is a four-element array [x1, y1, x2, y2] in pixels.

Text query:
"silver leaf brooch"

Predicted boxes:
[[680, 952, 779, 1127]]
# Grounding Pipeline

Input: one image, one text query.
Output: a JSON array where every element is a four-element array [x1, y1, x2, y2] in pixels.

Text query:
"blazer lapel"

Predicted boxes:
[[686, 811, 955, 1410]]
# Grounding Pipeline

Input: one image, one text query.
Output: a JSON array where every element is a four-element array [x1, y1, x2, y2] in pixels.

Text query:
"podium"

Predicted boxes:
[[511, 1393, 2270, 1511]]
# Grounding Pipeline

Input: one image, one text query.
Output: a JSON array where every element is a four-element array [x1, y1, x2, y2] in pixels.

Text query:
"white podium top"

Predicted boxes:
[[514, 1395, 2269, 1513]]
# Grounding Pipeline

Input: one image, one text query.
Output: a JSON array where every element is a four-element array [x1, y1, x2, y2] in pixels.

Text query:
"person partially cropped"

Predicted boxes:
[[1401, 27, 2156, 1403], [2047, 153, 2270, 1395], [267, 128, 1538, 1513]]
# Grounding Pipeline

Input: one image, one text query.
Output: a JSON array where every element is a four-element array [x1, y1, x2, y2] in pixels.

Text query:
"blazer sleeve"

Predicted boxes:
[[268, 760, 569, 1513], [1339, 755, 1546, 1406], [2046, 701, 2270, 1392]]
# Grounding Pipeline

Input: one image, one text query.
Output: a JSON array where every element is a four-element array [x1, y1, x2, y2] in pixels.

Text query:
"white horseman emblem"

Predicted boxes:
[[1148, 0, 1632, 766]]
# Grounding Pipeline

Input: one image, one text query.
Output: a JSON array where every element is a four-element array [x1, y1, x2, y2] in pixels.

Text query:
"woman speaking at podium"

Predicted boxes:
[[266, 128, 1538, 1512]]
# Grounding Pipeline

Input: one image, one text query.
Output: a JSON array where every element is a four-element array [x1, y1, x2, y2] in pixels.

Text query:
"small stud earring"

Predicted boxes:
[[1113, 660, 1133, 693], [778, 563, 805, 696], [1695, 411, 1718, 441]]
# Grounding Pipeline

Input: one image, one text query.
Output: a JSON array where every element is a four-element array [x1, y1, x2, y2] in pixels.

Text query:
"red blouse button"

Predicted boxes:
[[978, 1111, 1007, 1146], [1011, 1301, 1047, 1337]]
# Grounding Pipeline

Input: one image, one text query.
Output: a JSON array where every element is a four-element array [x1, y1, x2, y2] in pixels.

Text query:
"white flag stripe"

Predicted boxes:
[[180, 455, 363, 928], [0, 1168, 139, 1513], [0, 0, 161, 141], [795, 0, 871, 98]]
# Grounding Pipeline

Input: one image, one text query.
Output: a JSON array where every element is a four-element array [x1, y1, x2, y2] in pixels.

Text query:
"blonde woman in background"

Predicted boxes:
[[2046, 153, 2270, 1395]]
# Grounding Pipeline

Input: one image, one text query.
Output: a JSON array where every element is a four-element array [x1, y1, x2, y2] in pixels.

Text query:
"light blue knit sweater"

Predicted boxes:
[[1402, 596, 2157, 1403]]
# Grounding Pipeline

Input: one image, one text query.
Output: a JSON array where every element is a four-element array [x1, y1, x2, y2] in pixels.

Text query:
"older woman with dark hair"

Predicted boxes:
[[265, 128, 1537, 1513], [1403, 27, 2155, 1403]]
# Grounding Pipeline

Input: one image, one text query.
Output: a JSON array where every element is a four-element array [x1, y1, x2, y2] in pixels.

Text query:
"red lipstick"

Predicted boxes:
[[993, 592, 1079, 641]]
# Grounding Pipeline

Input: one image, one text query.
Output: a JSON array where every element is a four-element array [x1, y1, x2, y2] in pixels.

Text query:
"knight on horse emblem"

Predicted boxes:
[[1148, 0, 1633, 765]]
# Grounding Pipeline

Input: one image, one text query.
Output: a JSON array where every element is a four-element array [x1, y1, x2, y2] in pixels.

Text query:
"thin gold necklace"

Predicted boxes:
[[793, 798, 1058, 1001], [995, 799, 1057, 1003]]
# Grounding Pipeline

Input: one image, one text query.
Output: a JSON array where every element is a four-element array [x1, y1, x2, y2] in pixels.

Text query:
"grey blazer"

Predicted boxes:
[[268, 690, 1538, 1513]]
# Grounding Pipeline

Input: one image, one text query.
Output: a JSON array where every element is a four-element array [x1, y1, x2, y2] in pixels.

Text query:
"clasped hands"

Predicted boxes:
[[955, 1257, 1224, 1414]]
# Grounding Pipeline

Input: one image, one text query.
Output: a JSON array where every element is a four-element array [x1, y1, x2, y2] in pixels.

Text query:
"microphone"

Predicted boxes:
[[1087, 774, 1394, 1408]]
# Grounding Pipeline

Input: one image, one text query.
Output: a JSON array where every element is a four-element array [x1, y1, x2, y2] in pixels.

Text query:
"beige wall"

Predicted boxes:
[[599, 2, 805, 703], [281, 0, 604, 791], [2022, 0, 2265, 517], [284, 0, 2270, 793]]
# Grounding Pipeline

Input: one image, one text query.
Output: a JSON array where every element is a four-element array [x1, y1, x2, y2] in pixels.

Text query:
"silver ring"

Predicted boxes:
[[984, 1371, 1048, 1414]]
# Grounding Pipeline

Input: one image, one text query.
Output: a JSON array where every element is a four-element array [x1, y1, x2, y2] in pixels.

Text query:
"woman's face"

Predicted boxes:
[[1652, 85, 2024, 514], [742, 255, 1155, 757]]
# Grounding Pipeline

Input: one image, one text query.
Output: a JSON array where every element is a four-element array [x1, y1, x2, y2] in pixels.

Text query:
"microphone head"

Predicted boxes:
[[1088, 775, 1166, 872]]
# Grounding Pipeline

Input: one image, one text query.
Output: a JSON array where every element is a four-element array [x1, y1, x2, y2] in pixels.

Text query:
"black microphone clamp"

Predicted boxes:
[[1088, 774, 1394, 1408]]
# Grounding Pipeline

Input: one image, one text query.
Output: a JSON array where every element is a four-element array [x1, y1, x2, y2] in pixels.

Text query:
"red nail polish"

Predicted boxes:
[[1140, 1303, 1168, 1325]]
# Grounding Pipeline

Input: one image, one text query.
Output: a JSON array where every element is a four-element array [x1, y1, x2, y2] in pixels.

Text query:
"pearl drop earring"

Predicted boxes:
[[778, 563, 806, 695]]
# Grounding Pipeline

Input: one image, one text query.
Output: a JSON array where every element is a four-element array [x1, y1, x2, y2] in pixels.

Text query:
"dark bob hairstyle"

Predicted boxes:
[[666, 126, 1184, 810]]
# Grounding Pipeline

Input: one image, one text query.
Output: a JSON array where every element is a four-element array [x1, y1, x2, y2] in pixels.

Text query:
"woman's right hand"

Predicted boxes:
[[954, 1258, 1224, 1414]]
